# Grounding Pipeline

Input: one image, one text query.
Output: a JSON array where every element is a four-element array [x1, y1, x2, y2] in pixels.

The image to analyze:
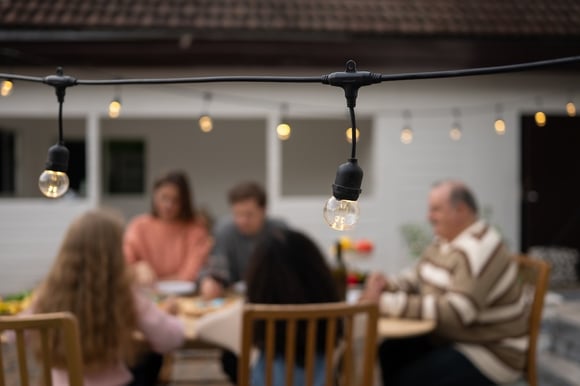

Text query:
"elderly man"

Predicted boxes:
[[362, 180, 527, 386]]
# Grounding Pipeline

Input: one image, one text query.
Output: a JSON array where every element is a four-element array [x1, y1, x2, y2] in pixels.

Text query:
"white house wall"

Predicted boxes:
[[0, 65, 578, 294]]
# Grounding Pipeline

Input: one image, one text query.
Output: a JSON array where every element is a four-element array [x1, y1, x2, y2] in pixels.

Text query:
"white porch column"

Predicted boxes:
[[266, 112, 282, 212], [86, 113, 101, 208]]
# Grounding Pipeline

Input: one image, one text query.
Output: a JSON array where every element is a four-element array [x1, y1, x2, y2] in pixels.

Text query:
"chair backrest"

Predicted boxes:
[[0, 312, 84, 386], [239, 301, 378, 386], [513, 255, 551, 386]]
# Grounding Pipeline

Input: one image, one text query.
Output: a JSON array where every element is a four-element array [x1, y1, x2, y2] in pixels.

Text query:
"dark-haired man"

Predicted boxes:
[[199, 181, 285, 384], [362, 180, 527, 386]]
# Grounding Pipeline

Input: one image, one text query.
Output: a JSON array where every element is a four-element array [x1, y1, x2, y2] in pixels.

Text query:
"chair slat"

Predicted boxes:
[[0, 335, 6, 386], [324, 317, 337, 386], [15, 330, 29, 386], [265, 319, 275, 386], [304, 318, 317, 386], [40, 329, 53, 386], [342, 314, 354, 385], [284, 319, 297, 386]]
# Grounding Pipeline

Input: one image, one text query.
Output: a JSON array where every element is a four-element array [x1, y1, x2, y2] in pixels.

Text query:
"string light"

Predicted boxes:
[[108, 99, 122, 118], [566, 93, 577, 117], [199, 92, 213, 133], [493, 104, 506, 135], [534, 97, 547, 127], [346, 127, 360, 143], [276, 103, 291, 140], [400, 110, 413, 144], [449, 108, 462, 141], [1, 79, 13, 97]]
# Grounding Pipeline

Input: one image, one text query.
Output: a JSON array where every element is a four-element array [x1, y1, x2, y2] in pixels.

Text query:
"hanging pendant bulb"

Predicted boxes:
[[108, 99, 122, 118], [534, 97, 546, 127], [534, 111, 546, 127], [566, 101, 576, 117], [38, 144, 70, 198], [276, 123, 291, 140], [400, 127, 413, 144], [323, 159, 362, 231], [494, 104, 506, 135], [345, 127, 360, 143], [449, 108, 462, 141], [199, 92, 213, 132], [276, 103, 291, 140], [1, 79, 13, 97], [199, 115, 213, 132]]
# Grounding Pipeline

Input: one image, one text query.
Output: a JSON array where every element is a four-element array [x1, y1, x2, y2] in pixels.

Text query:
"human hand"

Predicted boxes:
[[359, 272, 388, 303], [132, 261, 157, 288], [160, 296, 180, 315], [200, 276, 225, 301]]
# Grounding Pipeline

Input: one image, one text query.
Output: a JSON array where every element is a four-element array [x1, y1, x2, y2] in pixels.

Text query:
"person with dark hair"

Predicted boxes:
[[124, 170, 213, 286], [198, 181, 285, 383], [361, 180, 527, 386], [199, 181, 285, 299], [195, 228, 341, 386]]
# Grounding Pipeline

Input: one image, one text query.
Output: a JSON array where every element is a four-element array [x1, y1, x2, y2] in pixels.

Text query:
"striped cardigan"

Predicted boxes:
[[381, 220, 527, 383]]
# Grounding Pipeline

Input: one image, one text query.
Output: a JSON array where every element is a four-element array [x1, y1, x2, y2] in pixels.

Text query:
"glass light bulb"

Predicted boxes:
[[400, 127, 413, 144], [1, 80, 13, 97], [345, 127, 360, 143], [323, 196, 360, 231], [276, 123, 291, 140], [566, 102, 576, 117], [449, 126, 462, 141], [199, 115, 213, 132], [534, 111, 546, 127], [38, 170, 69, 198], [494, 119, 506, 135], [108, 100, 121, 118]]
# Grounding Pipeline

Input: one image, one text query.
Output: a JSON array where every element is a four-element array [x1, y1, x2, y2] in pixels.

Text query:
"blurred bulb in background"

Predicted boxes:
[[535, 111, 546, 127], [1, 80, 13, 97], [345, 127, 360, 143], [276, 123, 291, 140], [199, 115, 213, 132], [400, 127, 413, 144], [108, 99, 122, 118], [449, 125, 462, 141], [494, 119, 506, 135], [566, 101, 576, 117]]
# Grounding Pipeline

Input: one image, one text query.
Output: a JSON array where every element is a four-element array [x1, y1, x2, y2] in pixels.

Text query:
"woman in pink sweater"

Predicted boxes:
[[124, 171, 213, 285], [31, 209, 185, 386]]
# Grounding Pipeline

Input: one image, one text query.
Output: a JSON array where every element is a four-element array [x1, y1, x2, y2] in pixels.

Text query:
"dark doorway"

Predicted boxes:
[[0, 129, 15, 196], [66, 140, 86, 196], [521, 114, 580, 252]]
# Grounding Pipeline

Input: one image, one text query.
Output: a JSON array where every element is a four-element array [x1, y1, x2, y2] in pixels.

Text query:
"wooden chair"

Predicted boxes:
[[513, 255, 551, 386], [0, 312, 84, 386], [239, 302, 378, 386]]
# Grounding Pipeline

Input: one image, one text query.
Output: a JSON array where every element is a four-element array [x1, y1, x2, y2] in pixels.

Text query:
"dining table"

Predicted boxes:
[[171, 295, 436, 348]]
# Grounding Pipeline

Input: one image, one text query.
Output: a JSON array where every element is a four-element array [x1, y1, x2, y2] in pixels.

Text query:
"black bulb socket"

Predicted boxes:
[[45, 143, 69, 172], [332, 158, 363, 201]]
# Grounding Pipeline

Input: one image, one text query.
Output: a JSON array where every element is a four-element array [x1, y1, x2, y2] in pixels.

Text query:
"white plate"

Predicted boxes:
[[156, 280, 196, 295]]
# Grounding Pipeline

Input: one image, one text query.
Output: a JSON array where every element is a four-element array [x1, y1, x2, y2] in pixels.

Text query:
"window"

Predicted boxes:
[[0, 129, 15, 196], [103, 140, 145, 194]]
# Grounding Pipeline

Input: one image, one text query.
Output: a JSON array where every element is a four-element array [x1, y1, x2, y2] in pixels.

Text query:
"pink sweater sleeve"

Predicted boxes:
[[134, 292, 185, 353]]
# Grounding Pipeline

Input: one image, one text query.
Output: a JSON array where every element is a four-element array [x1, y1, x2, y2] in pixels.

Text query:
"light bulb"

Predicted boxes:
[[345, 128, 360, 143], [1, 80, 13, 97], [323, 196, 360, 231], [276, 123, 291, 140], [535, 111, 546, 127], [449, 126, 462, 141], [38, 170, 69, 198], [400, 127, 413, 144], [199, 115, 213, 132], [494, 119, 506, 135], [108, 99, 121, 118], [566, 102, 576, 117]]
